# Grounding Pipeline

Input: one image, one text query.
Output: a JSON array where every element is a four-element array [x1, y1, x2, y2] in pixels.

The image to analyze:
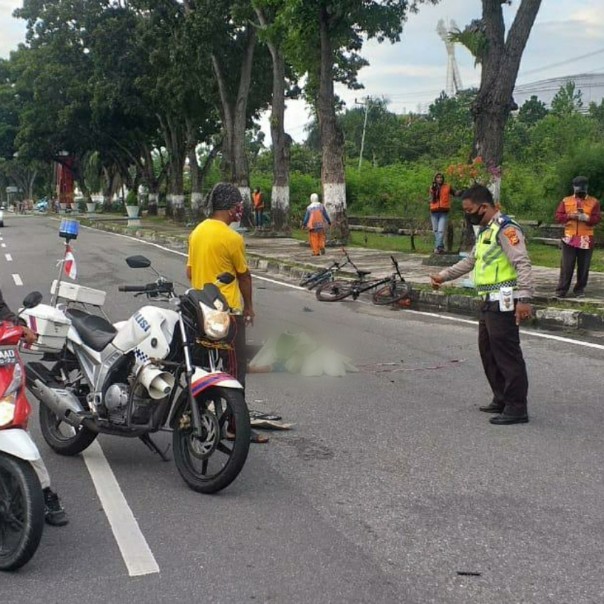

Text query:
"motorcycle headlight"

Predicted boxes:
[[0, 397, 16, 427], [202, 305, 230, 340]]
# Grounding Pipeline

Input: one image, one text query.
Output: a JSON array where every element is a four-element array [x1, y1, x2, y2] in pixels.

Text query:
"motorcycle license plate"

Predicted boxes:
[[0, 346, 18, 366]]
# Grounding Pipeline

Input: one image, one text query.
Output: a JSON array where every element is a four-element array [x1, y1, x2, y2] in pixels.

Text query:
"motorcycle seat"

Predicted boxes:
[[65, 308, 117, 351]]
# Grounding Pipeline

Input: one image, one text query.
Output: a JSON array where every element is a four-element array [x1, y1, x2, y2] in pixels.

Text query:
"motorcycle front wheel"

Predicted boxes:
[[0, 454, 45, 571], [173, 386, 250, 494]]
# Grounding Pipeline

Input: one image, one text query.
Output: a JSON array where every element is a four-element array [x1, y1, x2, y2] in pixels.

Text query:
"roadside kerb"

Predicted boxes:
[[79, 216, 604, 333], [244, 253, 604, 333]]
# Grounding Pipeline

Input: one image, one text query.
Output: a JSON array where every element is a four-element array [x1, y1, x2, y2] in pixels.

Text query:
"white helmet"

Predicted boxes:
[[310, 193, 319, 203]]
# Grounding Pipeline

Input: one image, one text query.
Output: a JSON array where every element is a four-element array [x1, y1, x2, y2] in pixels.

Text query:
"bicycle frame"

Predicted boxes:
[[301, 248, 353, 289], [347, 256, 405, 299]]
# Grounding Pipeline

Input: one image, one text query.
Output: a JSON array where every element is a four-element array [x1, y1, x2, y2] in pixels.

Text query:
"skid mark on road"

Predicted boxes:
[[82, 441, 159, 577]]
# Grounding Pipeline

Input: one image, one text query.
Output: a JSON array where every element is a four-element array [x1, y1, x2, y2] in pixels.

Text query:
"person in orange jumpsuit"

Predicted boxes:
[[302, 193, 331, 256]]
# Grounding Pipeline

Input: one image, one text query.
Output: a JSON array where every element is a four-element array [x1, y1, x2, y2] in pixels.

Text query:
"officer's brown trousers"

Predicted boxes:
[[478, 302, 529, 416]]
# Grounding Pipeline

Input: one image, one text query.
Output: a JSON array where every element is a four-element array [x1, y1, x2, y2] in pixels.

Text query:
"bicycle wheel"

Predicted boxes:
[[315, 280, 354, 301], [372, 281, 411, 305], [299, 270, 326, 288], [307, 271, 333, 291]]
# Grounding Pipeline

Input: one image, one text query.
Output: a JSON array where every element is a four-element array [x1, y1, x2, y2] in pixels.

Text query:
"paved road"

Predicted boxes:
[[2, 217, 604, 603]]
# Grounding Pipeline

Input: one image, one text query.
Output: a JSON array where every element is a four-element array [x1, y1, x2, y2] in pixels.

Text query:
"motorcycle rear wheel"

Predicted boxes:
[[0, 454, 44, 571], [173, 386, 250, 494], [39, 404, 97, 456]]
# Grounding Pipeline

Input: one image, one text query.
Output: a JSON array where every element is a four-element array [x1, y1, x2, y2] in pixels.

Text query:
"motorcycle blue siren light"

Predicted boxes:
[[59, 219, 79, 240]]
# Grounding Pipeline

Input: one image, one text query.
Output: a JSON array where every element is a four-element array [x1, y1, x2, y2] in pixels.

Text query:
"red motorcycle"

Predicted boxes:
[[0, 322, 45, 571]]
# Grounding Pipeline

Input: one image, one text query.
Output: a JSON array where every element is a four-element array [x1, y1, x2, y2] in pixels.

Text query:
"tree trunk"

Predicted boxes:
[[161, 115, 186, 222], [254, 7, 291, 233], [212, 28, 256, 228], [318, 9, 348, 243], [471, 0, 542, 201], [148, 192, 159, 216]]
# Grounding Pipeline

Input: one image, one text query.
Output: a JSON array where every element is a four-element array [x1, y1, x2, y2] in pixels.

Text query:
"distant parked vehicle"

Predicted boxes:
[[0, 207, 4, 227], [35, 199, 49, 212]]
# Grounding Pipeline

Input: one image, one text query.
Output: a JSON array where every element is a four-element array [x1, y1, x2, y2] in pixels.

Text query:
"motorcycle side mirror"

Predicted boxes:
[[217, 273, 235, 285], [126, 255, 151, 269], [22, 291, 43, 309]]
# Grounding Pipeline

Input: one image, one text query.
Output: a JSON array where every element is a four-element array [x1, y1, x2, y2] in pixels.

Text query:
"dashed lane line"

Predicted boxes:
[[12, 274, 23, 286], [5, 253, 12, 261]]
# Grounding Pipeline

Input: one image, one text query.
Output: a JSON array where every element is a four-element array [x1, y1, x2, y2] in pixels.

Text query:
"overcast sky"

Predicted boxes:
[[2, 0, 604, 141]]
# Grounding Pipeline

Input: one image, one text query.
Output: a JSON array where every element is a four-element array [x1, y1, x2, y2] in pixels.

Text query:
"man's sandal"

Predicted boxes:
[[225, 428, 269, 444]]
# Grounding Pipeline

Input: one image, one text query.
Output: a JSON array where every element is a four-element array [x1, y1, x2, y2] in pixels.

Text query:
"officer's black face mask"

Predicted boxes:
[[465, 206, 485, 226]]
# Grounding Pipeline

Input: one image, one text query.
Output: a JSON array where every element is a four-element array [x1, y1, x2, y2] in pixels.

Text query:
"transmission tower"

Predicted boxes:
[[437, 19, 463, 96]]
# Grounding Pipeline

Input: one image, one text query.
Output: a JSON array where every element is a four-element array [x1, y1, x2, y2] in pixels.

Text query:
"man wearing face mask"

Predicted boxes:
[[430, 184, 534, 425], [554, 176, 601, 299], [187, 183, 268, 444]]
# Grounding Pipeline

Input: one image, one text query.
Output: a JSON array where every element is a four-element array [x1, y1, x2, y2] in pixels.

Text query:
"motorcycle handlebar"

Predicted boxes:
[[119, 284, 149, 292], [119, 282, 173, 292]]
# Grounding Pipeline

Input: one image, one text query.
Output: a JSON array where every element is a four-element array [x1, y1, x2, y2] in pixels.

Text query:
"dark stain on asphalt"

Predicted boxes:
[[283, 435, 334, 460]]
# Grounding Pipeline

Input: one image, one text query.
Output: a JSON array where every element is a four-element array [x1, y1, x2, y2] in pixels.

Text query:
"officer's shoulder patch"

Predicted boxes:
[[503, 227, 520, 246]]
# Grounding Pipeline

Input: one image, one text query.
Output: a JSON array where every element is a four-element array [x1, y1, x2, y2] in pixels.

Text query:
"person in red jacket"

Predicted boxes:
[[554, 176, 602, 299], [429, 173, 455, 254]]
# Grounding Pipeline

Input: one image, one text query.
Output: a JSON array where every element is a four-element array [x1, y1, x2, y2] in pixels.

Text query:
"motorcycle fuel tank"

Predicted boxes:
[[112, 306, 179, 359]]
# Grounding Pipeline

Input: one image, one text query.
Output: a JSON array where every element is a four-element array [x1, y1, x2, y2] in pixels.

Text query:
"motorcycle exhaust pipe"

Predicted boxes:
[[28, 379, 85, 429], [137, 365, 175, 400]]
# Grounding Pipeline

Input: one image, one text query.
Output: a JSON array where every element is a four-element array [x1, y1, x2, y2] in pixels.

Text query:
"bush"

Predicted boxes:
[[125, 190, 138, 206], [552, 143, 604, 202]]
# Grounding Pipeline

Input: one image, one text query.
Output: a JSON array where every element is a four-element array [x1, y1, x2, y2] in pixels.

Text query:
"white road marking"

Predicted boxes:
[[12, 274, 23, 286], [1, 243, 5, 248], [82, 440, 159, 577], [79, 223, 604, 351], [5, 253, 12, 261]]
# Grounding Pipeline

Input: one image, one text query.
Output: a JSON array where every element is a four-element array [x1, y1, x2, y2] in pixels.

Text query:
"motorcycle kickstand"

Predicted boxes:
[[139, 434, 171, 462]]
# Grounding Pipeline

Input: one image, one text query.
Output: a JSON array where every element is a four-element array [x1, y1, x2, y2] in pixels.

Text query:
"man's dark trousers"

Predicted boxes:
[[556, 242, 593, 296], [225, 315, 247, 391], [478, 303, 528, 416]]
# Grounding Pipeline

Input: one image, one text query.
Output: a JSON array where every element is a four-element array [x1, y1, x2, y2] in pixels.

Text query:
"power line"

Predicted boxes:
[[516, 47, 604, 81]]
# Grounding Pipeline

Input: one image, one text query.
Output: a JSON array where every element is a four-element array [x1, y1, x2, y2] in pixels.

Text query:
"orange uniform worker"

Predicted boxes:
[[554, 175, 602, 298], [252, 188, 264, 228], [302, 193, 331, 256]]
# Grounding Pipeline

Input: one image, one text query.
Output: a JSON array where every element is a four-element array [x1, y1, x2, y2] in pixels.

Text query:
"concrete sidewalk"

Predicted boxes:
[[74, 214, 604, 331]]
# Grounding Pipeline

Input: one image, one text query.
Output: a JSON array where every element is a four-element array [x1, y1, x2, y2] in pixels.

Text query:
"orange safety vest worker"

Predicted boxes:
[[429, 183, 452, 213], [252, 191, 264, 210], [560, 195, 599, 239]]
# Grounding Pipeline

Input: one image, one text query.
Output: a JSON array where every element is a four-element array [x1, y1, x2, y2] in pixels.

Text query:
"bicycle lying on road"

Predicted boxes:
[[315, 255, 411, 305], [299, 248, 355, 290]]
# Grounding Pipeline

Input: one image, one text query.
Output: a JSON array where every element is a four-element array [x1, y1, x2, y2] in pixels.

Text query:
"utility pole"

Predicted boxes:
[[355, 97, 371, 171]]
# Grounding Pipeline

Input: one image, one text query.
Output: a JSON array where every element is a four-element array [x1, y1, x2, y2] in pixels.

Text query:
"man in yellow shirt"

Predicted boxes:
[[186, 183, 267, 443]]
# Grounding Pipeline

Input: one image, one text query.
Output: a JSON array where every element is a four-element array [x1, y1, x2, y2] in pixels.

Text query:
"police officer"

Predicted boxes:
[[430, 184, 534, 425]]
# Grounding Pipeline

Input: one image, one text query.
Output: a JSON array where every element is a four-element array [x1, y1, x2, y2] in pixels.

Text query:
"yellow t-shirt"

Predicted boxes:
[[187, 219, 248, 311]]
